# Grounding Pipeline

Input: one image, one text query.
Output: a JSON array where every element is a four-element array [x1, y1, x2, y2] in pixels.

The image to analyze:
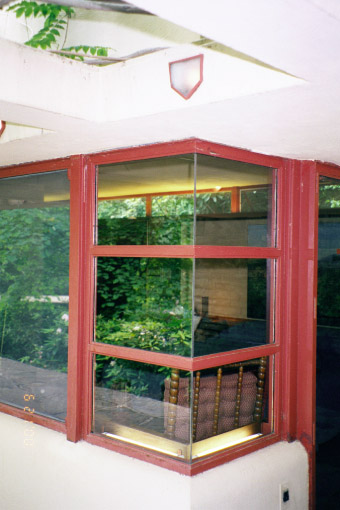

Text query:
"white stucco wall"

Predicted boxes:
[[0, 413, 308, 510]]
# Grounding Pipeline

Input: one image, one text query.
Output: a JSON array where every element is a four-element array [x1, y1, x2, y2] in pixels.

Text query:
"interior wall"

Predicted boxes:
[[0, 413, 308, 510]]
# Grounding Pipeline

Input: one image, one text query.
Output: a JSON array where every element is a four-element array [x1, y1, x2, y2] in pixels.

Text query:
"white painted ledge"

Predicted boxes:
[[0, 412, 308, 510]]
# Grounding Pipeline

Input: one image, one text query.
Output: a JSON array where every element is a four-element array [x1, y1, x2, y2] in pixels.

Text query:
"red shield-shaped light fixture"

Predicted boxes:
[[169, 54, 204, 100], [0, 120, 6, 138]]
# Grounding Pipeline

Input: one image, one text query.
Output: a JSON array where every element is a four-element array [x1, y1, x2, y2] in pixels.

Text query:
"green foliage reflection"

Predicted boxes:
[[0, 205, 69, 371]]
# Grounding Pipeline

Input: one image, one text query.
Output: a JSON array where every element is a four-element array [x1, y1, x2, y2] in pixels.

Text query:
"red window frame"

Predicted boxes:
[[1, 140, 320, 480], [290, 160, 340, 509], [78, 139, 286, 474], [0, 156, 72, 435]]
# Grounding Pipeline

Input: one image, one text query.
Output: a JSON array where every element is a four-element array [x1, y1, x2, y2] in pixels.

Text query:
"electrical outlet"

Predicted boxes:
[[279, 483, 291, 509]]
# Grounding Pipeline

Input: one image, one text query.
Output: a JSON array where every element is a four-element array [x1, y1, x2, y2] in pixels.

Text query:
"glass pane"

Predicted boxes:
[[191, 357, 269, 444], [93, 357, 192, 458], [93, 356, 271, 461], [0, 171, 69, 421], [196, 155, 275, 247], [96, 257, 272, 356], [317, 177, 340, 505], [196, 191, 231, 215], [318, 179, 340, 328], [194, 259, 271, 355], [96, 257, 193, 357], [98, 198, 146, 245], [319, 177, 340, 210], [151, 194, 193, 245], [97, 155, 195, 245], [241, 188, 269, 212]]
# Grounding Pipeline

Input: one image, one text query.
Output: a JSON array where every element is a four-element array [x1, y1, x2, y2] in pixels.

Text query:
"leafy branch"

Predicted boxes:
[[60, 45, 108, 61], [7, 1, 109, 60]]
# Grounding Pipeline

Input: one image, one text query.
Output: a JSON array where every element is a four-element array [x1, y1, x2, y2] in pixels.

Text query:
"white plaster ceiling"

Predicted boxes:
[[1, 0, 340, 167]]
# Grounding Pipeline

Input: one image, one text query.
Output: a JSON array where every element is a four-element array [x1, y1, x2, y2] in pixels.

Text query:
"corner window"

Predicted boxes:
[[90, 149, 278, 462], [0, 141, 282, 472]]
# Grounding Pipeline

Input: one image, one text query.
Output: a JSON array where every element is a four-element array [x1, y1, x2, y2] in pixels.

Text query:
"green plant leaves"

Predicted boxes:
[[7, 1, 109, 61], [8, 1, 74, 20], [61, 46, 109, 61], [8, 1, 74, 50]]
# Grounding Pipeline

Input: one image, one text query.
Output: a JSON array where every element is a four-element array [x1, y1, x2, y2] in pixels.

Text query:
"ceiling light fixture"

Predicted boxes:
[[169, 54, 203, 100]]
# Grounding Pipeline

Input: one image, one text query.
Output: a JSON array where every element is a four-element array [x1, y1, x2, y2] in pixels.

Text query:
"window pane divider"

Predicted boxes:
[[90, 342, 279, 370], [91, 245, 281, 259]]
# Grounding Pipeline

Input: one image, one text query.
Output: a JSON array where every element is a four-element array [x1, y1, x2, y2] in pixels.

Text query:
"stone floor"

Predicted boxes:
[[0, 357, 67, 420]]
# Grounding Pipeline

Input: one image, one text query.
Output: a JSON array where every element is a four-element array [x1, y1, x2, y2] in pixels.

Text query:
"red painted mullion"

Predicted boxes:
[[0, 403, 66, 434], [194, 246, 280, 259], [92, 245, 194, 258], [88, 139, 198, 166], [0, 157, 71, 177], [316, 161, 340, 179], [268, 258, 277, 346], [192, 344, 279, 370], [87, 139, 285, 169], [280, 160, 299, 442], [296, 161, 318, 443], [92, 245, 280, 259], [90, 342, 278, 371], [230, 187, 240, 213], [66, 155, 87, 442], [268, 350, 279, 435], [83, 159, 97, 438], [269, 168, 285, 347], [293, 161, 318, 510], [90, 343, 193, 370], [195, 139, 283, 168]]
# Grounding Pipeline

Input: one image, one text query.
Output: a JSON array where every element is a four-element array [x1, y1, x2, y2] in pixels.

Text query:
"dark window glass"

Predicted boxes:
[[316, 177, 340, 504]]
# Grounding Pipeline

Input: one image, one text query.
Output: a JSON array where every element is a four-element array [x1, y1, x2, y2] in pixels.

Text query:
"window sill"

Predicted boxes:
[[86, 428, 280, 475]]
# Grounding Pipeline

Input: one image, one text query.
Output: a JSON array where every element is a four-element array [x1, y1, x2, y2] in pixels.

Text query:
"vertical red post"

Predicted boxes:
[[66, 155, 87, 442], [231, 186, 240, 213], [83, 158, 98, 437], [296, 161, 318, 510], [280, 159, 299, 442], [279, 159, 318, 510], [146, 196, 152, 216]]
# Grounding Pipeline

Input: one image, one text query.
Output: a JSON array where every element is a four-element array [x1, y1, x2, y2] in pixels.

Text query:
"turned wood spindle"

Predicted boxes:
[[234, 365, 244, 428], [166, 368, 180, 438], [212, 367, 223, 436], [254, 357, 267, 423], [192, 371, 201, 442]]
